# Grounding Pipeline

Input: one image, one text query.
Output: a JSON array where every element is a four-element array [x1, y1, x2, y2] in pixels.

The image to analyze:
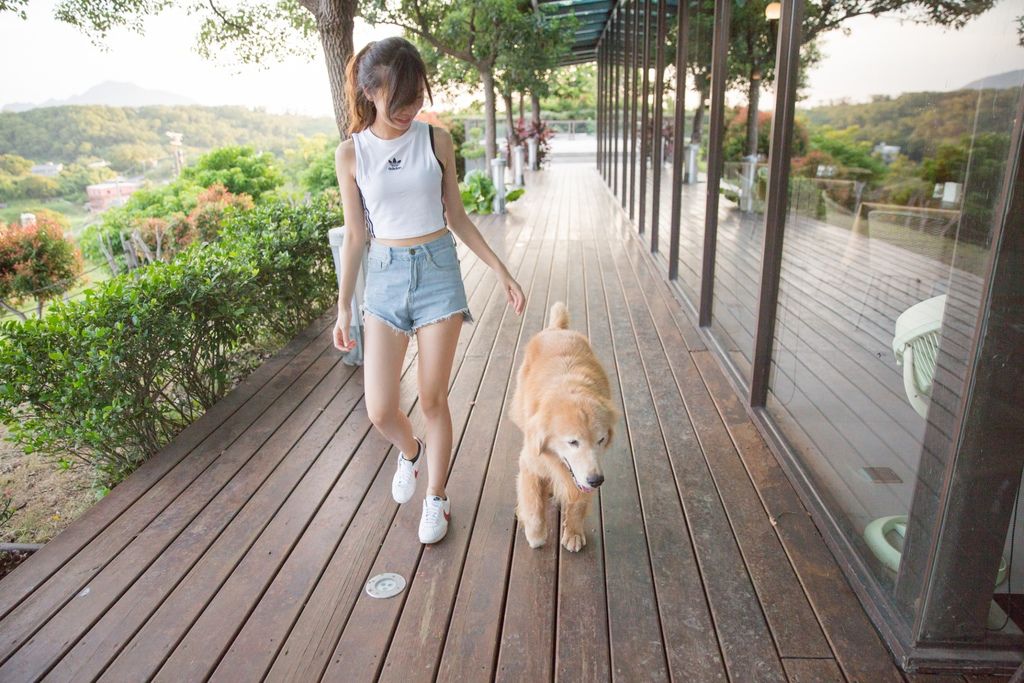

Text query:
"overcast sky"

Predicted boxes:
[[1, 0, 1021, 117]]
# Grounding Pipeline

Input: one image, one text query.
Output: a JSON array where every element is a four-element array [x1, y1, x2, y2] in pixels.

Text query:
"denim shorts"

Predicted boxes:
[[361, 231, 474, 337]]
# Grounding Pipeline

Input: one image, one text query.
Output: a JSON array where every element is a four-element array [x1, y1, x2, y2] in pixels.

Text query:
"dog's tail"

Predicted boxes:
[[548, 301, 570, 330]]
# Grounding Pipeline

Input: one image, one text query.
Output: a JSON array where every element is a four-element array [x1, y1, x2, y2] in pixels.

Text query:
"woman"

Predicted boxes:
[[332, 37, 526, 545]]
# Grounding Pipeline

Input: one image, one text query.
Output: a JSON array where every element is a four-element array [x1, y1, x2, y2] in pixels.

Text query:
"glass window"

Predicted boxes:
[[763, 0, 1022, 639]]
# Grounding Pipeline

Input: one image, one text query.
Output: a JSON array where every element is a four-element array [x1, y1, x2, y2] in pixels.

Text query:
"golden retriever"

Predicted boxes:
[[509, 302, 618, 552]]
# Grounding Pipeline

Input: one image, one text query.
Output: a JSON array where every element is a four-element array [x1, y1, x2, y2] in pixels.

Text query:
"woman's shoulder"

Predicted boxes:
[[425, 123, 453, 148], [335, 138, 356, 173]]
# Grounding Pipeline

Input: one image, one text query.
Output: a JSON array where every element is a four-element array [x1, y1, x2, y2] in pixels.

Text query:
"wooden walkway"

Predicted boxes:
[[0, 164, 996, 682]]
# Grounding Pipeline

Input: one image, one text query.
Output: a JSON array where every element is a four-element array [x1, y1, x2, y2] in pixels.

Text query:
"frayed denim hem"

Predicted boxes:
[[361, 307, 415, 338], [411, 307, 474, 334]]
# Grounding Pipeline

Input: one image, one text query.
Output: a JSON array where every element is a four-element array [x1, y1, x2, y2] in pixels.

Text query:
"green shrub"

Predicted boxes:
[[460, 170, 496, 214], [0, 195, 341, 486]]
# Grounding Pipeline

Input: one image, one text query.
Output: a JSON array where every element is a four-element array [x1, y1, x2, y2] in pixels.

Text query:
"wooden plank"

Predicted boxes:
[[551, 169, 612, 683], [579, 214, 669, 681], [42, 246, 495, 681], [691, 349, 905, 683], [600, 204, 773, 679], [14, 352, 352, 680], [197, 232, 516, 683], [147, 234, 505, 681], [0, 321, 343, 668], [357, 173, 562, 683], [493, 170, 573, 683], [264, 190, 547, 682], [0, 307, 336, 620], [611, 173, 829, 669], [3, 358, 363, 680], [782, 657, 845, 682]]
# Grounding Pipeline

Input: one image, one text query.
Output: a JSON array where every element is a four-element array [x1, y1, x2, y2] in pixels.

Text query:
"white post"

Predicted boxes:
[[513, 145, 525, 186], [741, 154, 758, 213], [491, 157, 506, 214], [684, 143, 700, 184], [527, 137, 538, 171]]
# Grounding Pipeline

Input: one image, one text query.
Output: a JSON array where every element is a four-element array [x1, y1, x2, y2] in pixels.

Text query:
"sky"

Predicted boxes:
[[1, 0, 1021, 117], [0, 0, 473, 117]]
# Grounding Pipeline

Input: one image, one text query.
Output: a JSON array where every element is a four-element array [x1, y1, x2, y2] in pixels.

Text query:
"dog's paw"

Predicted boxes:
[[525, 525, 547, 549], [561, 529, 587, 552]]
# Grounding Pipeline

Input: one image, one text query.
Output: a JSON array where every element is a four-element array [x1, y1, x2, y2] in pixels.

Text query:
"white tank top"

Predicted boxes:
[[351, 119, 447, 240]]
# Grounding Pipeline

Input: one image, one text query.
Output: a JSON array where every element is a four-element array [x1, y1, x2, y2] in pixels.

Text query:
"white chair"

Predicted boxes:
[[891, 294, 947, 418], [328, 226, 367, 366]]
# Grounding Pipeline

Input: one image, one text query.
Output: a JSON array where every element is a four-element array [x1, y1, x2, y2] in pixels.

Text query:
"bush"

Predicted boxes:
[[0, 217, 84, 318], [0, 195, 341, 486], [459, 169, 524, 215]]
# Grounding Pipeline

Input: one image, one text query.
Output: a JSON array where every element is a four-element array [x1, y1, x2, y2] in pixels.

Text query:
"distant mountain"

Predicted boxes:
[[3, 81, 197, 112], [960, 69, 1024, 91]]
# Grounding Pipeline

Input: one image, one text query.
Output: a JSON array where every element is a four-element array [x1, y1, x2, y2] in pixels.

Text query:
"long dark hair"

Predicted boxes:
[[345, 37, 434, 136]]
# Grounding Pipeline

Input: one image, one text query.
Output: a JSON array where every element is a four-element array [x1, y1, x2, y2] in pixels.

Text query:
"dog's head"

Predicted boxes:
[[529, 391, 618, 493]]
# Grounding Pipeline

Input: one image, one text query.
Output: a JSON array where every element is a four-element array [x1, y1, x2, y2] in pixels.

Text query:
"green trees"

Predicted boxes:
[[364, 0, 575, 164], [180, 146, 284, 201]]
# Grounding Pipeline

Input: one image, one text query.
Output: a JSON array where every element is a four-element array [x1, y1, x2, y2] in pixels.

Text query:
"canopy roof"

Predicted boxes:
[[538, 0, 678, 66]]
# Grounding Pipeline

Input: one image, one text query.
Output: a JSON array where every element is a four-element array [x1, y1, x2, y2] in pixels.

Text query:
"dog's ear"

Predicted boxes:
[[601, 398, 619, 448], [525, 413, 549, 456]]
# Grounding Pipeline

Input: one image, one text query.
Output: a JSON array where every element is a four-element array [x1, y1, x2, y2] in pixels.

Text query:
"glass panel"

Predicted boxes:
[[765, 0, 1022, 633], [709, 0, 774, 381], [662, 0, 713, 304], [640, 0, 654, 238]]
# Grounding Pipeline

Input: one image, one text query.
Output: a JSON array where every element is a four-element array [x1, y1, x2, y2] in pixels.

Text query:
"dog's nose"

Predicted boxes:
[[587, 474, 604, 488]]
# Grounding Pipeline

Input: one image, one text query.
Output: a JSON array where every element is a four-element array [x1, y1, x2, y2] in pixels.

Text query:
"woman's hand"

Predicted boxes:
[[500, 272, 526, 315], [334, 307, 357, 352]]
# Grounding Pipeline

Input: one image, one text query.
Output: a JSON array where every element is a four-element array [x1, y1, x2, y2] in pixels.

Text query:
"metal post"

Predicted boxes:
[[668, 0, 690, 280], [638, 0, 652, 236], [628, 0, 641, 220], [650, 0, 667, 254], [513, 144, 525, 185], [699, 0, 732, 327], [621, 0, 632, 207], [749, 0, 804, 406]]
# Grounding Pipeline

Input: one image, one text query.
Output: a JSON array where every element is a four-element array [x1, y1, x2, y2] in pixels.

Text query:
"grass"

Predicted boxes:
[[0, 422, 98, 545]]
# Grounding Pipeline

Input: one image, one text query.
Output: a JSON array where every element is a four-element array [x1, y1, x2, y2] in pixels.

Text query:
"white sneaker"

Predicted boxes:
[[418, 495, 451, 544], [391, 438, 423, 504]]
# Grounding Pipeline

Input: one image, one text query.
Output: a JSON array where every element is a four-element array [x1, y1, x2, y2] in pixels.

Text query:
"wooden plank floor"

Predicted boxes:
[[0, 163, 968, 682]]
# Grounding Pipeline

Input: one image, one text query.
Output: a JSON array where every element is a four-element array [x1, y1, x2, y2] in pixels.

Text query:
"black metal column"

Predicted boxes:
[[667, 0, 690, 279], [698, 0, 731, 327]]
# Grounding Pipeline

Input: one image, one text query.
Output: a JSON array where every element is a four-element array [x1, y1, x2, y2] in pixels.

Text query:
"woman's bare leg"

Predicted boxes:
[[363, 316, 417, 457], [414, 316, 462, 498]]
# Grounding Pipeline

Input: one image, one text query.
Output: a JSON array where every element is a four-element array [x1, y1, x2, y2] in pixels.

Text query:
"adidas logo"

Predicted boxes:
[[387, 157, 402, 170]]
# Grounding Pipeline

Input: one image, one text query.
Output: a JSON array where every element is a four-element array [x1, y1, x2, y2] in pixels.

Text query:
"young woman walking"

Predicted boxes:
[[332, 37, 526, 544]]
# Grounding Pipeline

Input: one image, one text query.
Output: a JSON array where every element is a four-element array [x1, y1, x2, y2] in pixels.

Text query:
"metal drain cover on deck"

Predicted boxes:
[[365, 572, 406, 599]]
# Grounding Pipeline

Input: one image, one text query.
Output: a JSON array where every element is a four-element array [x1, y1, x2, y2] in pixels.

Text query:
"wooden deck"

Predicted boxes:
[[0, 164, 996, 681]]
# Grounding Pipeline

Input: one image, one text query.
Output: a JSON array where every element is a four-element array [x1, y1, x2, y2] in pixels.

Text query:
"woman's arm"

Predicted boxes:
[[333, 139, 369, 350], [434, 127, 526, 315]]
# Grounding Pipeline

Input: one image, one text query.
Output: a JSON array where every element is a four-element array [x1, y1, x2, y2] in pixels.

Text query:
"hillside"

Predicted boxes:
[[796, 87, 1019, 161], [0, 105, 339, 170]]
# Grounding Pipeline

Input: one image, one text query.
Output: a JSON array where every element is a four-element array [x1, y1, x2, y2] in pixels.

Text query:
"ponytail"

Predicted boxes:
[[346, 42, 377, 136]]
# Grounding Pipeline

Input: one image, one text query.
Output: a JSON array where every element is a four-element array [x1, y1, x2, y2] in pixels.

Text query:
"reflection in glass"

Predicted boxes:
[[708, 0, 787, 379], [659, 0, 713, 305], [762, 0, 1023, 640]]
